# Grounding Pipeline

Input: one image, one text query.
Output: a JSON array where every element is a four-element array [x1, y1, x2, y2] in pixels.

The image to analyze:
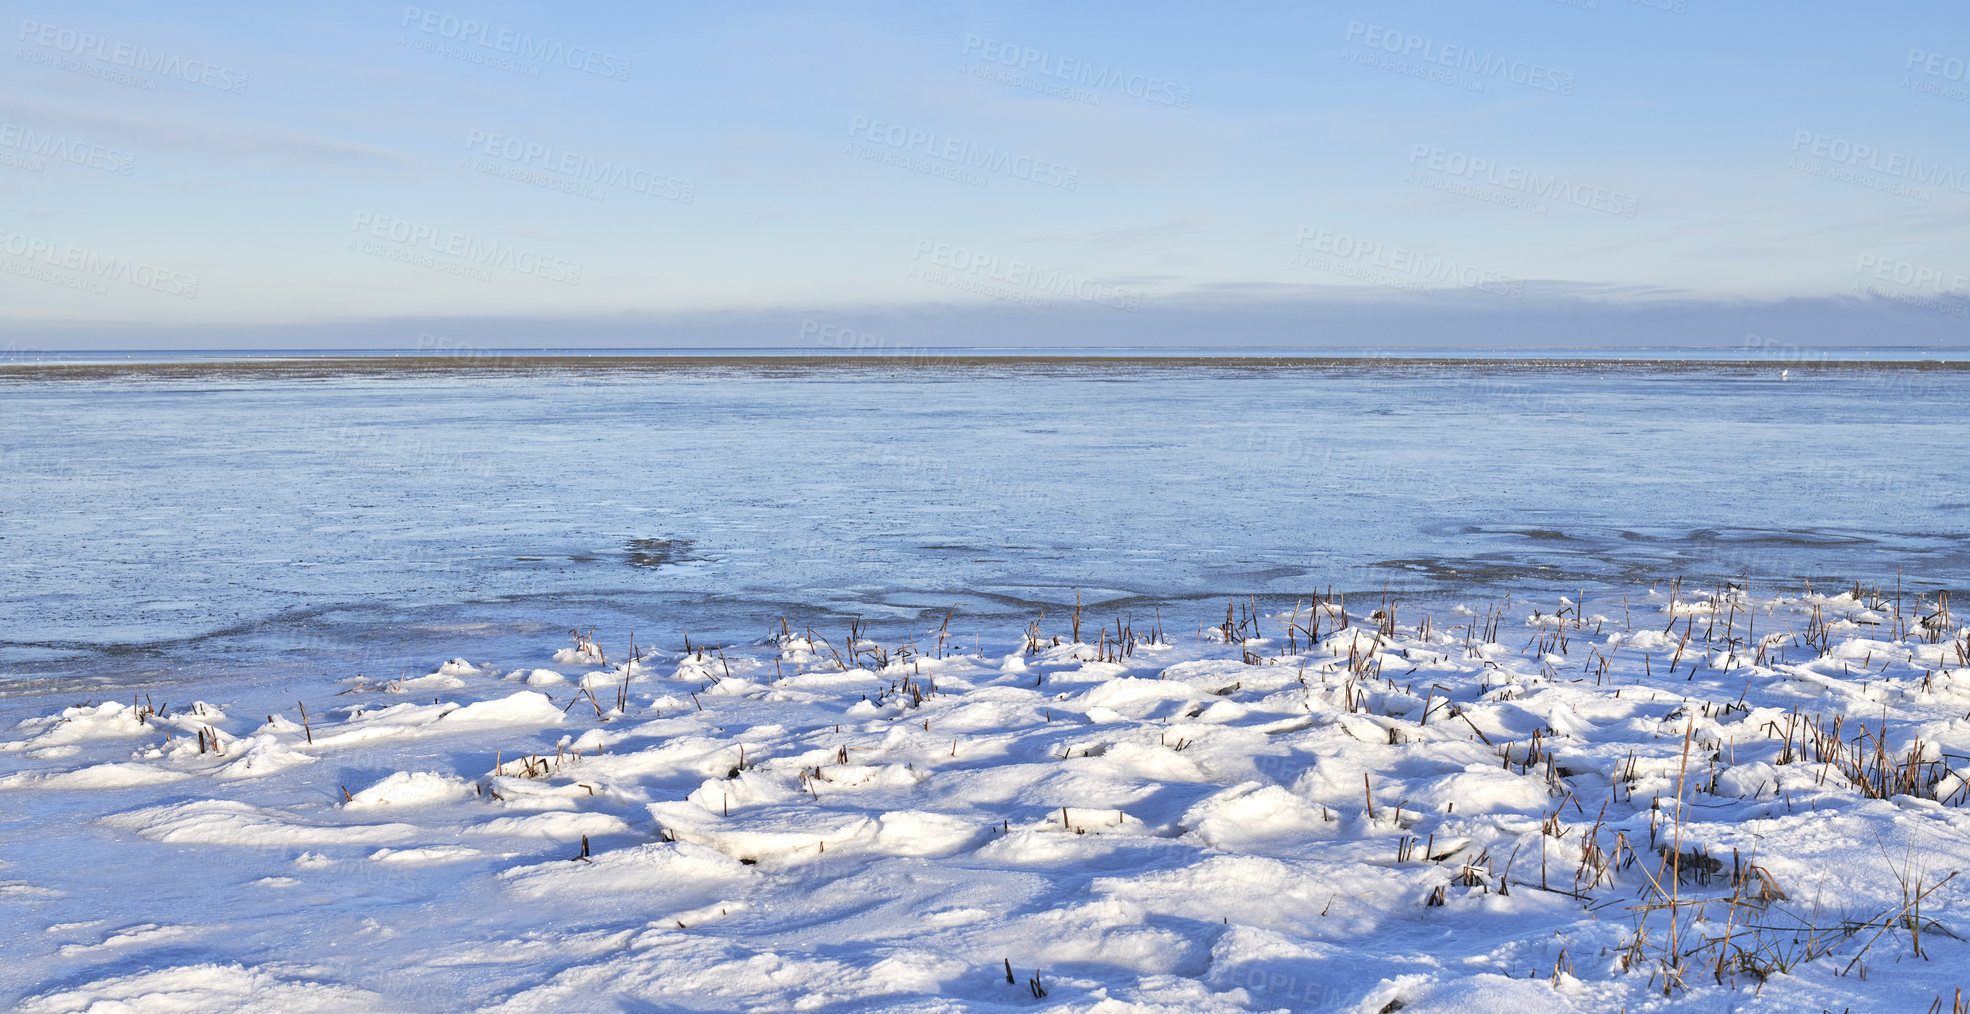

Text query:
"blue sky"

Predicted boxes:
[[3, 0, 1967, 347]]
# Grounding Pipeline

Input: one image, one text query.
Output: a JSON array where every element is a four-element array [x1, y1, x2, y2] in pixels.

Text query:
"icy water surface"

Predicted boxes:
[[2, 355, 1966, 694]]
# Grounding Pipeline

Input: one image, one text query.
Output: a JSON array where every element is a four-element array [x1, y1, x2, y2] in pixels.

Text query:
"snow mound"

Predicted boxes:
[[1181, 783, 1332, 851], [0, 700, 210, 753], [344, 771, 471, 809], [99, 799, 421, 846], [396, 672, 466, 691], [469, 811, 629, 840], [1080, 677, 1209, 721], [213, 733, 318, 780], [0, 761, 193, 790], [18, 962, 381, 1013], [442, 691, 565, 727]]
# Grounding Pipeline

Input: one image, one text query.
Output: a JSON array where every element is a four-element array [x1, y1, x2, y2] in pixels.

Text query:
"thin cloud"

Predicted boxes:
[[0, 95, 419, 169]]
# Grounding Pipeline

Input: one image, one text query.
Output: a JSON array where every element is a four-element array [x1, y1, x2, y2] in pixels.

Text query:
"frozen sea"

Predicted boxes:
[[2, 348, 1965, 699]]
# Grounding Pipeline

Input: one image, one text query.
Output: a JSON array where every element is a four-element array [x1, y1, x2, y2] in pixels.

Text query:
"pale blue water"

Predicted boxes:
[[2, 354, 1965, 695], [6, 345, 1962, 363]]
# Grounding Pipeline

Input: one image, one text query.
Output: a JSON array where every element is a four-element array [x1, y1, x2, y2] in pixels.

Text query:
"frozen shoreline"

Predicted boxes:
[[7, 584, 1970, 1011], [3, 348, 1966, 382]]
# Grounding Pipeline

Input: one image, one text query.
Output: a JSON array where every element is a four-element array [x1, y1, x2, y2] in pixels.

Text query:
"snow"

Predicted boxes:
[[98, 799, 425, 847], [521, 668, 568, 686], [16, 963, 382, 1013], [344, 771, 472, 809], [0, 760, 193, 790], [442, 690, 565, 727], [7, 588, 1970, 1011]]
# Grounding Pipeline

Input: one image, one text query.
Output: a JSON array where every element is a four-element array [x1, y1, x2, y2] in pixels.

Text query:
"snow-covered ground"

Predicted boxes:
[[7, 584, 1970, 1012]]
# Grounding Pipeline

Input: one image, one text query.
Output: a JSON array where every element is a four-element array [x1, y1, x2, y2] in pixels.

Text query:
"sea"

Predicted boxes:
[[2, 346, 1965, 703]]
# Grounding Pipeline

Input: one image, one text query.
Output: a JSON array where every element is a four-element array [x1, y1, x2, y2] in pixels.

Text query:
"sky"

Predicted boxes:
[[2, 0, 1967, 349]]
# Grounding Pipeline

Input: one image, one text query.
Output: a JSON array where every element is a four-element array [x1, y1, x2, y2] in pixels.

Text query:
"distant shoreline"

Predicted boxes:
[[2, 350, 1964, 381]]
